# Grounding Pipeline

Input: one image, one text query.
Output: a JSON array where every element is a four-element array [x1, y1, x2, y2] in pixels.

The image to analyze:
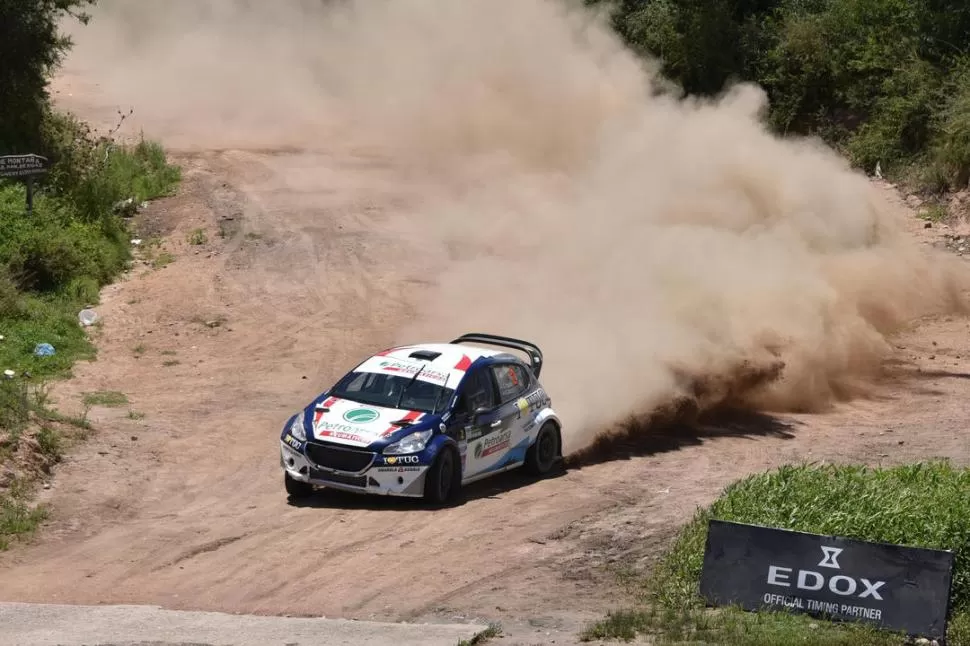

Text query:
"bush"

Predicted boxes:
[[584, 461, 970, 645], [592, 0, 970, 191]]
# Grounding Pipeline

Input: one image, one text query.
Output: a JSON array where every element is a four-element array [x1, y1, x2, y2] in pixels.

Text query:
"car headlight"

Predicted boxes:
[[289, 415, 307, 442], [384, 429, 433, 455]]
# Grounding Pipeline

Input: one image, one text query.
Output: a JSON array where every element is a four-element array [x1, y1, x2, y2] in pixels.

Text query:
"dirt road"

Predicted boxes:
[[2, 14, 970, 646]]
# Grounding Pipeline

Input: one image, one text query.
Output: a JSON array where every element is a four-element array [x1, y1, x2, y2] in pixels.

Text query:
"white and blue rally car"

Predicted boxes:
[[279, 333, 563, 504]]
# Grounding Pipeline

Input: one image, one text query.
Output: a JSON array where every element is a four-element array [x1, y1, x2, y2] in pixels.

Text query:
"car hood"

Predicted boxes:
[[303, 394, 436, 449]]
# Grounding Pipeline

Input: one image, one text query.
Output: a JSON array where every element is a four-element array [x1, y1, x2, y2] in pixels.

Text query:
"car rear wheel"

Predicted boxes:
[[424, 446, 460, 505], [525, 422, 560, 476], [284, 472, 314, 498]]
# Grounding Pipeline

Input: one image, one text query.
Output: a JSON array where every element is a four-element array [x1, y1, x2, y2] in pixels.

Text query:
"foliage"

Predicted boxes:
[[0, 0, 96, 154], [583, 461, 970, 644], [591, 0, 970, 190], [0, 0, 180, 549]]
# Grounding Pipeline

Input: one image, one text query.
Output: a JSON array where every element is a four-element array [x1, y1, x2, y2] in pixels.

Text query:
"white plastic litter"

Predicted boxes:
[[78, 309, 98, 327], [131, 239, 142, 246], [3, 370, 14, 378]]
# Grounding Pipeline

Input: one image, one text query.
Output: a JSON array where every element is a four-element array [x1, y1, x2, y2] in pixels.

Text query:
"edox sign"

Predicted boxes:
[[767, 545, 886, 599], [699, 520, 955, 640]]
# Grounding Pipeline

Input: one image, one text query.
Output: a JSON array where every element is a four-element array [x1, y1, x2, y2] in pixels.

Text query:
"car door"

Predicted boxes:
[[459, 364, 530, 479], [487, 362, 535, 465], [448, 366, 499, 479]]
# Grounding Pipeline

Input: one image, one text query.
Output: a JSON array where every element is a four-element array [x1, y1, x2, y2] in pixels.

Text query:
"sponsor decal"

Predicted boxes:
[[474, 430, 511, 459], [383, 454, 421, 465], [282, 434, 303, 450], [378, 359, 449, 384], [516, 388, 549, 419], [344, 407, 380, 424], [315, 419, 373, 438], [699, 519, 955, 639], [376, 466, 422, 473], [320, 430, 365, 443]]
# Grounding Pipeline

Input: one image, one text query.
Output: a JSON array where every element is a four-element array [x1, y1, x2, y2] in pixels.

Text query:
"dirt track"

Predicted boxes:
[[2, 36, 970, 646]]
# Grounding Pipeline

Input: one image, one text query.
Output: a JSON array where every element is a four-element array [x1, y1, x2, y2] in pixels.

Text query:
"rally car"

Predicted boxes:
[[278, 333, 563, 504]]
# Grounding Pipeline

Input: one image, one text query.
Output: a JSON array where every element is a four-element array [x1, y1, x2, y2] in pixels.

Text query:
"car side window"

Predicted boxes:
[[458, 368, 495, 415], [491, 363, 530, 404]]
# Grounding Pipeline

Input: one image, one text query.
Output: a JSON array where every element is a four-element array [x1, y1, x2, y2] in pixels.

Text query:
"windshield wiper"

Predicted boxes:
[[395, 364, 426, 410]]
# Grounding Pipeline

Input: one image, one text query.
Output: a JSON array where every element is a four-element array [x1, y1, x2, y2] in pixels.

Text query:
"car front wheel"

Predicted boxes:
[[284, 472, 314, 498], [525, 422, 560, 476], [424, 446, 460, 505]]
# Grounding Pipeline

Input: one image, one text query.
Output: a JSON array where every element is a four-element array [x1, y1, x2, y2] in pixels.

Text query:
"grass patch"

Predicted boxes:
[[151, 251, 174, 269], [585, 461, 970, 644], [81, 390, 128, 407], [919, 202, 949, 222], [457, 623, 502, 646], [162, 359, 179, 367], [127, 410, 144, 420], [0, 479, 48, 551], [187, 228, 207, 246]]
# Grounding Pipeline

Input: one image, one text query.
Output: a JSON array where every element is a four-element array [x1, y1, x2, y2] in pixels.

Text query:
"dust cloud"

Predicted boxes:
[[60, 0, 970, 452]]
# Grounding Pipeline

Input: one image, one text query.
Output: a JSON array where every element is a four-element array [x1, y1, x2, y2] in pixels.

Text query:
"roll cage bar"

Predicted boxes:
[[450, 332, 544, 378]]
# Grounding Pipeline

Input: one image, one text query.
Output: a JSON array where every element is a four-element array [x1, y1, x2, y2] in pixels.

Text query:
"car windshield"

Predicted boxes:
[[329, 370, 455, 414]]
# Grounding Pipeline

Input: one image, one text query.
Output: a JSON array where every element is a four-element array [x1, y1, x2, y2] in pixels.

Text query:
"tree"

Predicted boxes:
[[0, 0, 96, 154]]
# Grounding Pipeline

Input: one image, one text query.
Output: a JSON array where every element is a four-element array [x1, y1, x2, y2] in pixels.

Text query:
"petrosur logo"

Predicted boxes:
[[344, 408, 380, 424]]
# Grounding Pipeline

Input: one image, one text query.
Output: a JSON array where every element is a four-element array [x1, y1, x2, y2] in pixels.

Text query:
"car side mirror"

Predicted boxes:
[[472, 406, 489, 423]]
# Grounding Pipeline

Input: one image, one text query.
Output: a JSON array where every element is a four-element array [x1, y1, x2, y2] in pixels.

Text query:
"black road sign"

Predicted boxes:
[[0, 154, 49, 179], [699, 519, 954, 640], [0, 154, 51, 213]]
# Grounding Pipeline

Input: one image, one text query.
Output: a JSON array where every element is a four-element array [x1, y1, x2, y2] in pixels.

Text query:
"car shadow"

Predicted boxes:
[[285, 462, 570, 511], [564, 406, 800, 470]]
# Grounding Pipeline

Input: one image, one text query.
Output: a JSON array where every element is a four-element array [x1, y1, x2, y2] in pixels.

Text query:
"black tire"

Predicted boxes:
[[284, 472, 314, 498], [525, 423, 561, 476], [424, 446, 461, 505]]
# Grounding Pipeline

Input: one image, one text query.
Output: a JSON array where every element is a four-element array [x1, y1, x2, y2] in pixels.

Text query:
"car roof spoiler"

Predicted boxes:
[[450, 332, 544, 378]]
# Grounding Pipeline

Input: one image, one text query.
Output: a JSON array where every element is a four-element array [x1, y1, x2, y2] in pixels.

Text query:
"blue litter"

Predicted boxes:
[[33, 343, 55, 357]]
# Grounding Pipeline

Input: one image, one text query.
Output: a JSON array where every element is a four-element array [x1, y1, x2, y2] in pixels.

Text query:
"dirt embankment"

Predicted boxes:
[[0, 2, 968, 645]]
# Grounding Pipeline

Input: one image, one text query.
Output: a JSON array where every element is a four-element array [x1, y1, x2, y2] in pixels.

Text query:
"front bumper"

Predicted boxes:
[[280, 440, 427, 498]]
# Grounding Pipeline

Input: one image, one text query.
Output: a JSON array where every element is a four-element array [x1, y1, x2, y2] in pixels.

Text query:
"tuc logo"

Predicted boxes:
[[383, 455, 420, 465], [767, 545, 886, 601]]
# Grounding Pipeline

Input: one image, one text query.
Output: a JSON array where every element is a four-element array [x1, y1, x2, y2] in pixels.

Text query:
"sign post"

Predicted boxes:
[[0, 154, 50, 214], [699, 519, 954, 641]]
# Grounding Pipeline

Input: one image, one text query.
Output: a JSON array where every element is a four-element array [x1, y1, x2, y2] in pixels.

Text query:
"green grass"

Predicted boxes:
[[456, 624, 502, 646], [583, 462, 970, 645], [0, 378, 93, 551], [919, 203, 949, 222], [187, 228, 207, 246], [0, 478, 48, 551], [151, 251, 174, 269], [81, 390, 128, 407]]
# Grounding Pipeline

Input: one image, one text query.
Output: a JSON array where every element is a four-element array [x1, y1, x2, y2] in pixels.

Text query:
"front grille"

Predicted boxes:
[[305, 442, 375, 473], [309, 469, 368, 488]]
